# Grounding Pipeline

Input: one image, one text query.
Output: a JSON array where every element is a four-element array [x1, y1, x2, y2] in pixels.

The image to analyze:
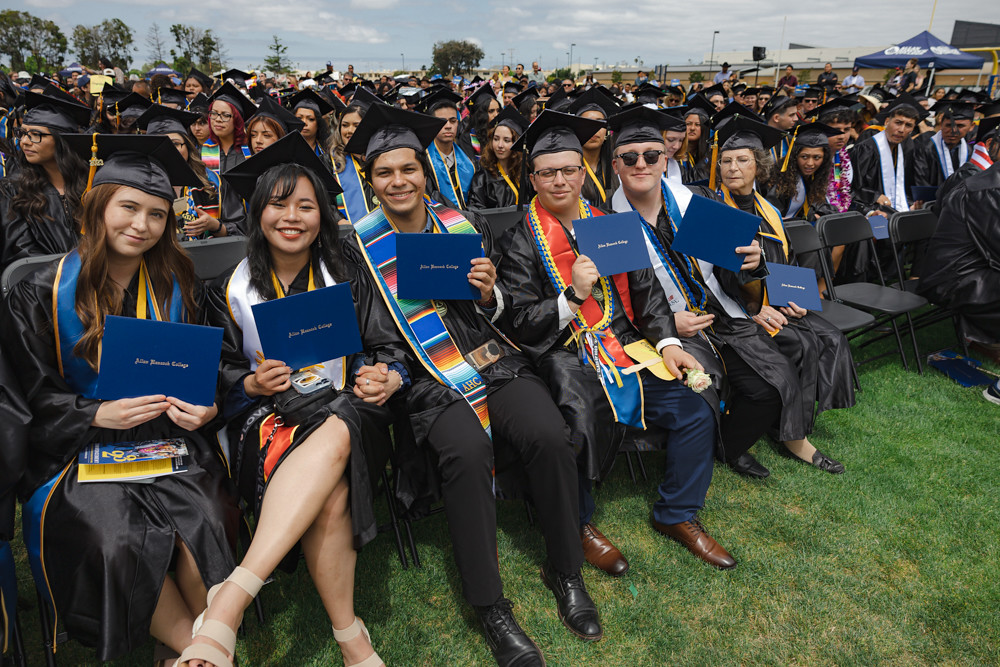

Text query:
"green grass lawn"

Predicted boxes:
[[8, 320, 1000, 666]]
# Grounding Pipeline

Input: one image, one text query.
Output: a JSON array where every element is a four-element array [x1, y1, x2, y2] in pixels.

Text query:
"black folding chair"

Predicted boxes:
[[1, 253, 65, 297], [887, 210, 969, 356], [817, 212, 928, 373], [180, 236, 249, 282], [477, 206, 525, 245]]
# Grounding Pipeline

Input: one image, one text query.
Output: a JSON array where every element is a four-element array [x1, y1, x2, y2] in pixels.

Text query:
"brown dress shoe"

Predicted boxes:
[[580, 523, 629, 577], [651, 517, 737, 570]]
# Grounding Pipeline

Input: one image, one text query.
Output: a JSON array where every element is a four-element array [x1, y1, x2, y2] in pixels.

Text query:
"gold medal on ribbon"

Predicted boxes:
[[433, 300, 448, 318]]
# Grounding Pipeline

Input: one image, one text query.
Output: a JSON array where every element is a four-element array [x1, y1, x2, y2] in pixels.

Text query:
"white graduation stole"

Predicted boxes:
[[874, 131, 909, 212], [665, 158, 683, 184], [226, 258, 345, 389], [930, 131, 968, 179]]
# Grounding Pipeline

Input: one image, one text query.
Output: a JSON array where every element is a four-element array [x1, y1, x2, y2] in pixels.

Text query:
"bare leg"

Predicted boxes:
[[150, 572, 197, 657], [302, 476, 380, 665], [185, 415, 352, 667], [175, 537, 209, 618]]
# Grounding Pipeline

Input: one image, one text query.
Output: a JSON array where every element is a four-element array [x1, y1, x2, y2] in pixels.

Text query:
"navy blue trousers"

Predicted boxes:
[[580, 372, 716, 526]]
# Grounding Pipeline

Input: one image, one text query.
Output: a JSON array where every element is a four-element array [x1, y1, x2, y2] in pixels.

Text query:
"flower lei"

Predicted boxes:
[[826, 148, 853, 213]]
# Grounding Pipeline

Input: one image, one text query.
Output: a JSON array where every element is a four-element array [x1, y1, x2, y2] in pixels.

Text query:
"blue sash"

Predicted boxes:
[[427, 141, 474, 208], [336, 155, 370, 224], [53, 250, 185, 398]]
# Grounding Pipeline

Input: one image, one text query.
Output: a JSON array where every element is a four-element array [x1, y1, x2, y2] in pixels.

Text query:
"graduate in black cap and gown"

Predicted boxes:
[[416, 88, 476, 209], [849, 95, 925, 213], [331, 88, 383, 224], [764, 122, 843, 221], [567, 88, 619, 207], [459, 83, 501, 161], [0, 134, 239, 662], [911, 101, 976, 188], [0, 91, 91, 271], [467, 106, 529, 209], [204, 82, 257, 234], [286, 88, 336, 161], [500, 110, 733, 580], [344, 104, 601, 667], [245, 95, 305, 155]]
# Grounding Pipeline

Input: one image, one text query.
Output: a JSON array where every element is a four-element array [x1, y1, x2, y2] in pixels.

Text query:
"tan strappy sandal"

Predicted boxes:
[[176, 566, 266, 667], [333, 617, 385, 667]]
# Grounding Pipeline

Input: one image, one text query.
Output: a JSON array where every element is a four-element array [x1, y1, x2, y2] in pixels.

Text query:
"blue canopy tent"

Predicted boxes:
[[58, 62, 85, 77], [146, 62, 180, 78], [854, 31, 984, 93]]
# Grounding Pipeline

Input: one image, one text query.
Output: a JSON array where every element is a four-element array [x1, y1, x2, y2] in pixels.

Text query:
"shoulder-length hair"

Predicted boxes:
[[331, 103, 366, 173], [73, 183, 198, 371], [712, 146, 776, 191], [10, 129, 86, 225], [245, 163, 347, 300], [478, 124, 522, 179], [245, 115, 287, 155], [208, 100, 247, 147], [768, 142, 832, 206]]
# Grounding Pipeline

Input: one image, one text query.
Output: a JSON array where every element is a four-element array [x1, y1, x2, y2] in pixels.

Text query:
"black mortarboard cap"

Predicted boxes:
[[609, 105, 681, 148], [186, 67, 214, 90], [317, 87, 347, 113], [350, 86, 384, 112], [29, 74, 58, 92], [153, 86, 188, 108], [716, 115, 784, 152], [64, 133, 200, 202], [802, 86, 824, 100], [568, 87, 620, 119], [977, 115, 1000, 141], [23, 91, 92, 132], [544, 85, 572, 112], [223, 132, 342, 201], [315, 72, 335, 86], [207, 82, 257, 121], [99, 82, 129, 107], [634, 82, 667, 106], [712, 101, 764, 128], [488, 106, 529, 136], [220, 69, 252, 86], [502, 81, 523, 95], [808, 95, 860, 121], [878, 92, 929, 122], [513, 109, 604, 158], [977, 101, 1000, 117], [790, 121, 842, 148], [137, 103, 201, 136], [414, 87, 462, 114], [937, 101, 975, 121], [701, 83, 727, 100], [339, 82, 359, 99], [761, 94, 798, 119], [465, 84, 497, 112], [511, 86, 541, 109], [251, 95, 306, 134], [108, 92, 153, 121], [468, 75, 485, 86], [685, 93, 717, 117], [188, 93, 210, 113], [287, 88, 335, 117], [343, 103, 445, 159]]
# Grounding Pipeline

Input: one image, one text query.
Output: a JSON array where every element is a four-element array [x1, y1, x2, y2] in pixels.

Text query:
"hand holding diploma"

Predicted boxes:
[[93, 395, 170, 430], [165, 397, 219, 431], [569, 255, 599, 313], [736, 239, 762, 271], [468, 257, 497, 304]]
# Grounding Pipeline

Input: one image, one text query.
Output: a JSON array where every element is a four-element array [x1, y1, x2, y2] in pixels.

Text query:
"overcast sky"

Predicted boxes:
[[14, 0, 999, 73]]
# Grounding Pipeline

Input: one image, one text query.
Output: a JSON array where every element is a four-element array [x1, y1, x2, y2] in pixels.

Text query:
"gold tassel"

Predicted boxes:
[[708, 132, 719, 190], [85, 133, 101, 193], [781, 127, 798, 172]]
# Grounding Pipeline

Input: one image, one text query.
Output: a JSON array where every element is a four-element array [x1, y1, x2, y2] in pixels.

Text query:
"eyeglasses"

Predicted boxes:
[[719, 156, 755, 168], [14, 128, 53, 144], [615, 150, 665, 167], [532, 165, 585, 181], [209, 110, 233, 121], [170, 139, 186, 149]]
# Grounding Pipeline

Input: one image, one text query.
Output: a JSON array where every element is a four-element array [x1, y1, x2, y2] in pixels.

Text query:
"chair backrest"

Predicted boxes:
[[785, 221, 824, 255], [816, 211, 874, 248], [477, 206, 525, 243], [0, 253, 65, 296], [889, 209, 938, 245], [180, 236, 249, 282]]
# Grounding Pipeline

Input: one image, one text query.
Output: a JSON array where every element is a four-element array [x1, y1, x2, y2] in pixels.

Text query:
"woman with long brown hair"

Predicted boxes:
[[467, 107, 529, 209], [765, 123, 840, 222], [0, 134, 239, 664]]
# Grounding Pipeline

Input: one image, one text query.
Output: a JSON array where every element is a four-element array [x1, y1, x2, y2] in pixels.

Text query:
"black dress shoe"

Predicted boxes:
[[475, 597, 546, 667], [811, 450, 845, 474], [728, 452, 770, 479], [540, 563, 603, 641]]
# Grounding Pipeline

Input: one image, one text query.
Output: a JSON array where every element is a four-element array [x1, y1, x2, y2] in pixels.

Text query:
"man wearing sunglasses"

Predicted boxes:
[[500, 110, 733, 580]]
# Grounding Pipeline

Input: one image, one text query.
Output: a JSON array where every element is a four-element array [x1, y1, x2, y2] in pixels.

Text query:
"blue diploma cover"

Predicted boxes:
[[97, 316, 224, 406], [674, 194, 761, 272], [251, 284, 363, 370], [868, 214, 889, 240], [765, 263, 823, 311], [395, 232, 483, 300], [573, 211, 652, 276], [910, 185, 938, 203]]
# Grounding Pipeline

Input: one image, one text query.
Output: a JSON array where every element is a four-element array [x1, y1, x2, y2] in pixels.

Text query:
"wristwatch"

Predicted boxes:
[[563, 285, 586, 306]]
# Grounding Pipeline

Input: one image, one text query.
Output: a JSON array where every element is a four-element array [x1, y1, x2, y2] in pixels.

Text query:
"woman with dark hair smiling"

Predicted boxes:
[[0, 91, 90, 271], [468, 107, 529, 209], [287, 88, 335, 160], [1, 134, 240, 664], [190, 133, 396, 667]]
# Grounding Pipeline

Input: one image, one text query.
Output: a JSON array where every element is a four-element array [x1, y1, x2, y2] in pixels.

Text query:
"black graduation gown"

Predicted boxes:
[[499, 213, 680, 481], [581, 153, 618, 210], [917, 163, 1000, 344], [217, 145, 249, 235], [0, 349, 29, 541], [0, 262, 239, 660], [932, 159, 984, 216], [912, 137, 969, 188], [207, 254, 399, 550], [680, 154, 711, 184], [747, 193, 857, 429], [0, 177, 78, 272], [848, 135, 915, 213], [467, 167, 518, 210], [342, 211, 539, 508], [425, 142, 477, 210], [764, 178, 838, 222]]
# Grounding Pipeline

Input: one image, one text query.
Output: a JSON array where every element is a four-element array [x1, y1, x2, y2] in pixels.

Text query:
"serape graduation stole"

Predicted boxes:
[[336, 155, 371, 224], [427, 141, 475, 208], [53, 249, 184, 397], [719, 185, 788, 309], [469, 128, 481, 156], [354, 197, 491, 437], [526, 197, 644, 428], [201, 141, 251, 181]]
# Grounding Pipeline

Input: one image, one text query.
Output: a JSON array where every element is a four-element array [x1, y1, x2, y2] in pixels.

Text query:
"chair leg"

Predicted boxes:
[[380, 470, 408, 570], [889, 317, 910, 371], [35, 588, 56, 667], [404, 519, 420, 568], [634, 451, 648, 481], [623, 452, 637, 483], [851, 361, 862, 392], [905, 312, 923, 374], [524, 501, 535, 527], [12, 609, 27, 667], [253, 594, 265, 625]]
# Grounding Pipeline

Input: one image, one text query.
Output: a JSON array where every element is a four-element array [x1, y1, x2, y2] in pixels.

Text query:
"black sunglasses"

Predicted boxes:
[[615, 149, 665, 167]]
